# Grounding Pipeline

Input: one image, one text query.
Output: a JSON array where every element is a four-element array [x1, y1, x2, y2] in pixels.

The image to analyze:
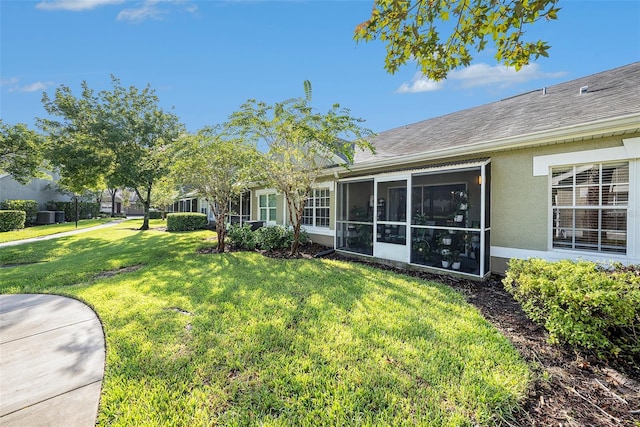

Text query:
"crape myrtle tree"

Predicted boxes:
[[355, 0, 560, 80], [151, 176, 179, 219], [228, 81, 375, 256], [41, 76, 184, 230], [0, 120, 48, 184], [171, 127, 257, 253]]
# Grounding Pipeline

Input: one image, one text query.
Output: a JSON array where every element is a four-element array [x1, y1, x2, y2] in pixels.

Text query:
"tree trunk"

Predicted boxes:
[[138, 186, 151, 230], [215, 204, 227, 253], [110, 190, 116, 217]]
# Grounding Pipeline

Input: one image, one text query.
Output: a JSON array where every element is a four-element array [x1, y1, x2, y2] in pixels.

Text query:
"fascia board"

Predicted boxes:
[[323, 113, 640, 177]]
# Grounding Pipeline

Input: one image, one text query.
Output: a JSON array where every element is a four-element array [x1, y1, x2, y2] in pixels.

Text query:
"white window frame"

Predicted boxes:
[[256, 189, 278, 225], [531, 137, 639, 262], [302, 188, 331, 229]]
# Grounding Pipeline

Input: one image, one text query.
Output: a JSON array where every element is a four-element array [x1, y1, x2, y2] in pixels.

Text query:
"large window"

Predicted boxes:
[[259, 193, 277, 223], [302, 188, 330, 228], [552, 162, 628, 254]]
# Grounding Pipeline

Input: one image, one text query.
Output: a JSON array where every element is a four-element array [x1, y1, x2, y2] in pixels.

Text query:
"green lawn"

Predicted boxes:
[[0, 220, 530, 426], [0, 218, 116, 243]]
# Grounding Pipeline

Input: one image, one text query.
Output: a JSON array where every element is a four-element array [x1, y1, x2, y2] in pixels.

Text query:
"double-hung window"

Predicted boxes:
[[302, 189, 330, 228], [551, 162, 628, 254], [259, 194, 277, 223]]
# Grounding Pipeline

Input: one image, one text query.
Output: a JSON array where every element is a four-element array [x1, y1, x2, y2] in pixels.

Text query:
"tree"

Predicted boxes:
[[151, 177, 179, 219], [40, 76, 184, 230], [171, 127, 256, 252], [0, 120, 47, 184], [39, 82, 113, 195], [354, 0, 560, 80], [228, 81, 374, 256]]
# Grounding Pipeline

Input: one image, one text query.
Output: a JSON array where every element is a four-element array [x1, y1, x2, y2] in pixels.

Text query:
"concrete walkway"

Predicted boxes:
[[0, 219, 128, 248], [0, 294, 105, 426]]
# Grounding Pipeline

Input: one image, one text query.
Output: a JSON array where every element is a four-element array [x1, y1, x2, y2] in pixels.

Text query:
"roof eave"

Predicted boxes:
[[323, 113, 640, 177]]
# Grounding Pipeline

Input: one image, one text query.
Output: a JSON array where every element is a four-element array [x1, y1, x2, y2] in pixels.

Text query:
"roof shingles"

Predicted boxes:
[[356, 62, 640, 164]]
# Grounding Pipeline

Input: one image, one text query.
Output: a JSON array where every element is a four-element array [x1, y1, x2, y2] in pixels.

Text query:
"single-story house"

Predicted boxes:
[[0, 172, 71, 209], [246, 63, 640, 278]]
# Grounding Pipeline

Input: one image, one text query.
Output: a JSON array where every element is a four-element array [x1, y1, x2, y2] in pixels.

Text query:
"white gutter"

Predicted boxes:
[[324, 113, 640, 177]]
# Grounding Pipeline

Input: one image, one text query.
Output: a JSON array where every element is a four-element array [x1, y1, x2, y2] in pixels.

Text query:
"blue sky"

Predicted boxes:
[[1, 0, 639, 133]]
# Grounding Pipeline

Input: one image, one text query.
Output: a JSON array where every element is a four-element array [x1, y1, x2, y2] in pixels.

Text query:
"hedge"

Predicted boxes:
[[45, 201, 101, 221], [0, 200, 38, 226], [166, 213, 208, 231], [503, 258, 640, 358], [227, 224, 309, 251], [0, 210, 26, 232], [148, 210, 163, 220]]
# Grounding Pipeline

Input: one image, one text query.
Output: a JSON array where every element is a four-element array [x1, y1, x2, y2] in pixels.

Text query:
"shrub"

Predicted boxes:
[[167, 213, 207, 231], [46, 201, 100, 220], [148, 210, 163, 220], [0, 210, 26, 232], [254, 225, 309, 251], [503, 258, 640, 357], [227, 223, 257, 250], [0, 200, 38, 226]]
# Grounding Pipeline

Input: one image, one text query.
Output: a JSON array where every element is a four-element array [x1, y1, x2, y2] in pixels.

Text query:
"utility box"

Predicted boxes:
[[37, 211, 55, 225], [54, 211, 65, 223]]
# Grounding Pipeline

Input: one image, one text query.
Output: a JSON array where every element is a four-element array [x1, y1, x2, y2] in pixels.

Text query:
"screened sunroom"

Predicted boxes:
[[336, 160, 491, 278]]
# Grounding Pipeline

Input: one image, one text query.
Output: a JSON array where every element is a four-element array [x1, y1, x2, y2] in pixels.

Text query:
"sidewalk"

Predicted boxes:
[[0, 294, 105, 426], [0, 219, 127, 248]]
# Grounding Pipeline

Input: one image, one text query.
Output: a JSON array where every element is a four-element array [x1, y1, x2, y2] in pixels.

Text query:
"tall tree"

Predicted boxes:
[[228, 81, 374, 256], [151, 176, 179, 219], [0, 120, 47, 184], [171, 127, 256, 252], [40, 76, 184, 230], [355, 0, 560, 80]]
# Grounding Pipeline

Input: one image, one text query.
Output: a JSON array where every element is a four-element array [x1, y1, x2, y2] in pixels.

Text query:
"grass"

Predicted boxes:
[[0, 218, 116, 243], [0, 220, 531, 426]]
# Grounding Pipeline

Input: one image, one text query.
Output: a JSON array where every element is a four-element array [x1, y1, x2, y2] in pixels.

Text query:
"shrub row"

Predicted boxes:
[[46, 201, 101, 221], [148, 210, 163, 220], [0, 210, 26, 232], [0, 200, 39, 226], [227, 224, 309, 251], [503, 258, 640, 357], [167, 213, 208, 231]]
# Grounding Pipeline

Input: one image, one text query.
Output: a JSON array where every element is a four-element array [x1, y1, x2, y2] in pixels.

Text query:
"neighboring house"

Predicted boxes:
[[171, 192, 251, 225], [0, 172, 71, 209], [246, 62, 640, 279]]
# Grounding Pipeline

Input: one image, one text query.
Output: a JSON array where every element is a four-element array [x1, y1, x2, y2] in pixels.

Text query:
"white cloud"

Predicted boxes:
[[117, 0, 198, 22], [396, 73, 444, 94], [448, 63, 567, 88], [2, 78, 54, 93], [35, 0, 197, 21], [396, 63, 567, 94], [36, 0, 125, 11]]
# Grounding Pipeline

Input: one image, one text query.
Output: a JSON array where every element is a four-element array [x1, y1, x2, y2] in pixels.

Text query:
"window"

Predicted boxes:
[[552, 162, 628, 254], [302, 189, 330, 228], [259, 193, 277, 223]]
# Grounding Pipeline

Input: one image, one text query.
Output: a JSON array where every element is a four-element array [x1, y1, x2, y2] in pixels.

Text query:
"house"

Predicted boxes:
[[249, 63, 640, 278], [0, 173, 71, 209]]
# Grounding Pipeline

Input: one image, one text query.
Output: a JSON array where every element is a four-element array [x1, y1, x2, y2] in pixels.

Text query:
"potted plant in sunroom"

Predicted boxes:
[[440, 248, 451, 268], [450, 251, 462, 270]]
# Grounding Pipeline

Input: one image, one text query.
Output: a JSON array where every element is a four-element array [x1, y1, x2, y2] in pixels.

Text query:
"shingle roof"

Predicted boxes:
[[355, 62, 640, 164]]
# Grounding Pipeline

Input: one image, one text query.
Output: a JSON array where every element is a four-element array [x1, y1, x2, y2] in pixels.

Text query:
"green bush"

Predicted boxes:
[[254, 225, 309, 251], [0, 210, 26, 232], [227, 223, 257, 250], [503, 258, 640, 357], [46, 201, 100, 221], [167, 213, 207, 231], [148, 210, 163, 220], [0, 200, 38, 226]]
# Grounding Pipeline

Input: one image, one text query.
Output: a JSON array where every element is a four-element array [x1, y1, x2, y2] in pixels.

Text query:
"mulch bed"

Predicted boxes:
[[197, 242, 640, 425]]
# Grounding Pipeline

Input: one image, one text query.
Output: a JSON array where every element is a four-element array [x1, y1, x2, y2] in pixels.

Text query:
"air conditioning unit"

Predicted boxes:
[[37, 211, 55, 225]]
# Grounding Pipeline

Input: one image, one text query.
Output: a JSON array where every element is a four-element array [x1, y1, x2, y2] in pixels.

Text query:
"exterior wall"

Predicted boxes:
[[0, 174, 71, 209], [489, 135, 638, 274]]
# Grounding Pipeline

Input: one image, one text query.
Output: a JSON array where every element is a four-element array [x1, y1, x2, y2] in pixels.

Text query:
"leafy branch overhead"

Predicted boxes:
[[355, 0, 560, 79]]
